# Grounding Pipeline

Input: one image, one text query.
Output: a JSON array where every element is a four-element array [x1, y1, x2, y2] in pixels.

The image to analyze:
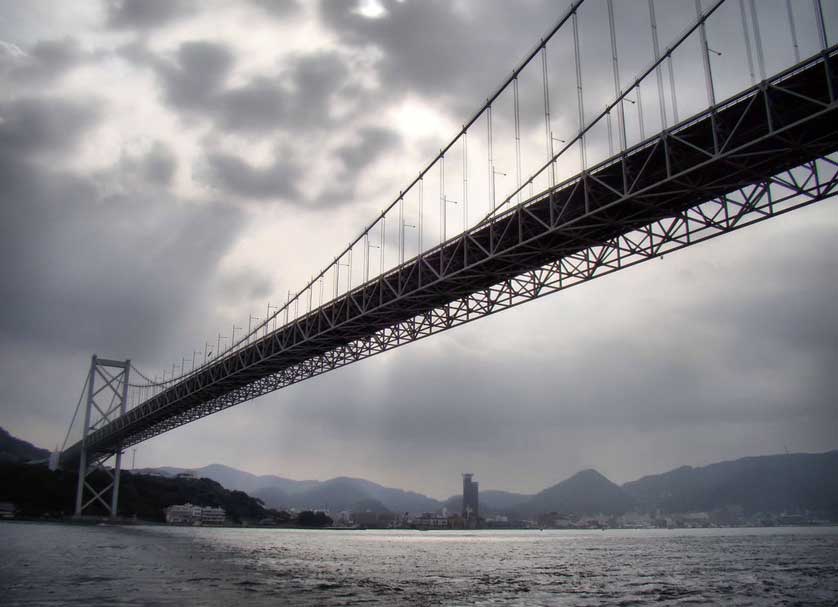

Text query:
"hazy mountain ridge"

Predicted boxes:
[[137, 465, 443, 513], [508, 469, 632, 515], [6, 427, 836, 517], [0, 427, 50, 463], [134, 463, 319, 495], [146, 451, 838, 517], [623, 450, 838, 515]]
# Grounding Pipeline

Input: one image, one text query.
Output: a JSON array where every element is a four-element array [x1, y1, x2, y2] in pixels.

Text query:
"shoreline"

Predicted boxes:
[[2, 518, 837, 532]]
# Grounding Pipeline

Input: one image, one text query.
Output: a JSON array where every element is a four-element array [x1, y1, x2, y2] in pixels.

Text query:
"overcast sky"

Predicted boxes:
[[0, 0, 836, 500]]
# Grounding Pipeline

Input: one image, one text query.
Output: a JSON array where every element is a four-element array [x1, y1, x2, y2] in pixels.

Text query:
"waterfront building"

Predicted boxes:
[[164, 503, 226, 525], [462, 473, 479, 522], [352, 511, 399, 528], [200, 506, 226, 525], [413, 513, 449, 529]]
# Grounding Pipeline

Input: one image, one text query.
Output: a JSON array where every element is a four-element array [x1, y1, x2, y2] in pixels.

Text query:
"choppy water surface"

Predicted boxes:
[[1, 523, 837, 606]]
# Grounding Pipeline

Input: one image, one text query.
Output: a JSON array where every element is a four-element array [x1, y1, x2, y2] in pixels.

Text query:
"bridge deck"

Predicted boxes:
[[62, 48, 838, 466]]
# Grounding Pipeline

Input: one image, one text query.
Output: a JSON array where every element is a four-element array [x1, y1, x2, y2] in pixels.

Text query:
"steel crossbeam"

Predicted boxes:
[[61, 47, 838, 467]]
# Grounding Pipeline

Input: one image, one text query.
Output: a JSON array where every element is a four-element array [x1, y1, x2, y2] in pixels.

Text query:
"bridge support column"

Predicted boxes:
[[74, 355, 130, 519]]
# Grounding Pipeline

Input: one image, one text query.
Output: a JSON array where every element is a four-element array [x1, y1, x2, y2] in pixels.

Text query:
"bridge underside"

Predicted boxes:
[[62, 48, 838, 467]]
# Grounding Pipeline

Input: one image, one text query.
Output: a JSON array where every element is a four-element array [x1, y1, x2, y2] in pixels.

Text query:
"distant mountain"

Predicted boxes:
[[251, 485, 290, 508], [349, 497, 391, 513], [623, 451, 838, 516], [255, 476, 441, 513], [140, 464, 442, 513], [0, 462, 269, 522], [117, 444, 838, 519], [135, 464, 318, 495], [517, 469, 634, 516], [0, 427, 50, 463]]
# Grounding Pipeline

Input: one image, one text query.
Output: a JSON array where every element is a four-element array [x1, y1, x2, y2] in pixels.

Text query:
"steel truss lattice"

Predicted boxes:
[[74, 356, 130, 517], [61, 47, 838, 466], [124, 156, 838, 443]]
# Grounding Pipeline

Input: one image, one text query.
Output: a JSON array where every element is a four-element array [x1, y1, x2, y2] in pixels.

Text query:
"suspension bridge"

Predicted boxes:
[[59, 0, 837, 517]]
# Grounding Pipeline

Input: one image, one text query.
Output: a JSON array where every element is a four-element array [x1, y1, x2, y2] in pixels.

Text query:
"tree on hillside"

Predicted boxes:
[[297, 510, 332, 526]]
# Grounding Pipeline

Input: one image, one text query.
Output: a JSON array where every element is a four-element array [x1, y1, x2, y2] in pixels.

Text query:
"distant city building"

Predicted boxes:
[[164, 503, 225, 525], [462, 473, 479, 523], [413, 513, 449, 529], [352, 511, 399, 528], [200, 506, 226, 525], [165, 503, 201, 524]]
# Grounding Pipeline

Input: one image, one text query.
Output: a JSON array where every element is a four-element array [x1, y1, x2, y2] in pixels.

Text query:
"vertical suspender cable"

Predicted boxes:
[[667, 54, 679, 123], [418, 178, 423, 252], [61, 374, 90, 452], [440, 156, 446, 242], [399, 196, 404, 266], [364, 232, 369, 283], [462, 132, 468, 228], [813, 0, 828, 51], [648, 0, 667, 129], [513, 78, 522, 203], [347, 250, 352, 292], [541, 45, 555, 186], [487, 104, 494, 210], [636, 85, 646, 140], [748, 0, 767, 81], [572, 10, 586, 170], [739, 0, 756, 85], [786, 0, 800, 63], [380, 215, 385, 274], [608, 0, 626, 151], [696, 0, 716, 106]]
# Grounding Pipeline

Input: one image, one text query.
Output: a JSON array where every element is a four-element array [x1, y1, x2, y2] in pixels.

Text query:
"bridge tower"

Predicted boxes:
[[74, 355, 130, 518]]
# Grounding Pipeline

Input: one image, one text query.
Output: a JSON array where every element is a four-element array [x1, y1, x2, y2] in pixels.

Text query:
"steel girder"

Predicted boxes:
[[61, 48, 838, 466]]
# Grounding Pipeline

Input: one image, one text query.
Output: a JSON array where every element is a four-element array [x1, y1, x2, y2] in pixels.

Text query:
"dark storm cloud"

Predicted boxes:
[[203, 150, 301, 200], [142, 141, 177, 185], [0, 92, 243, 358], [121, 140, 177, 186], [0, 96, 100, 156], [214, 77, 286, 132], [212, 50, 353, 133], [209, 51, 351, 133], [124, 41, 357, 137], [318, 0, 556, 103], [0, 37, 90, 84], [126, 43, 381, 203], [105, 0, 195, 30], [218, 270, 273, 304], [249, 0, 301, 20], [157, 41, 236, 112], [336, 126, 401, 173], [307, 126, 402, 206], [0, 146, 243, 358]]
